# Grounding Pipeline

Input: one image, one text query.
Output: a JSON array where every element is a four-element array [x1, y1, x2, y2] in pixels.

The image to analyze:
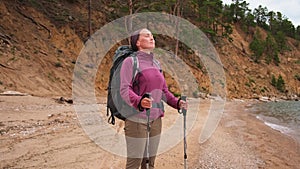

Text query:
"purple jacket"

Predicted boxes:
[[120, 51, 179, 119]]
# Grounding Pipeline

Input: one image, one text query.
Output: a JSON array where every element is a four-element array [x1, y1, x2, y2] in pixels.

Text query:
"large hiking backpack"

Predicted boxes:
[[107, 45, 140, 125]]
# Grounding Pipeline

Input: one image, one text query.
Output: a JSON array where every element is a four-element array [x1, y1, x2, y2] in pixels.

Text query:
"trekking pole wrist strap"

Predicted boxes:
[[178, 96, 187, 115], [138, 93, 150, 111], [177, 98, 182, 113]]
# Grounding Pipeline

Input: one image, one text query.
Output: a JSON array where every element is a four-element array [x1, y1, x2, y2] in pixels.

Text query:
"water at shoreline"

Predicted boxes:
[[247, 101, 300, 143]]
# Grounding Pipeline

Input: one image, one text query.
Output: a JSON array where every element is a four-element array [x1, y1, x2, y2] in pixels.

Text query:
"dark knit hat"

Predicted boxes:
[[130, 29, 142, 51]]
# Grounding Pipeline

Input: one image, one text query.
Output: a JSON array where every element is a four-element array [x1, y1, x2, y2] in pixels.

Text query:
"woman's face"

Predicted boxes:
[[136, 29, 155, 51]]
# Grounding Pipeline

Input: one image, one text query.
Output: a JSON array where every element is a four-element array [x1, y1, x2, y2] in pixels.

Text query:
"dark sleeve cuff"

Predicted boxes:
[[138, 94, 149, 111], [177, 98, 181, 112], [138, 99, 144, 111]]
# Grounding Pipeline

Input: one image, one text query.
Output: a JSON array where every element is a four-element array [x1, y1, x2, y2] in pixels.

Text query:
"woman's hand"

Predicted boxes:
[[179, 100, 188, 110], [141, 97, 152, 109]]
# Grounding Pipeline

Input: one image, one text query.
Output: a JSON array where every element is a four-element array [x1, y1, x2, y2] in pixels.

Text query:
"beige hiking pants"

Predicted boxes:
[[124, 117, 162, 169]]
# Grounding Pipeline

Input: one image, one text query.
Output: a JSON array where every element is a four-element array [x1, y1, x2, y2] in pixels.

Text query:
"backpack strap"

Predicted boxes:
[[153, 58, 162, 73], [131, 53, 141, 95], [131, 53, 139, 82]]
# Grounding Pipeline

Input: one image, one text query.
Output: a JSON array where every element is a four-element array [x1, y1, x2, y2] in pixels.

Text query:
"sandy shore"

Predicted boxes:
[[0, 95, 299, 169]]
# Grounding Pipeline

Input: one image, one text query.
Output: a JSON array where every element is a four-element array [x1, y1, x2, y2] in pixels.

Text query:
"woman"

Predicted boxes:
[[120, 28, 187, 169]]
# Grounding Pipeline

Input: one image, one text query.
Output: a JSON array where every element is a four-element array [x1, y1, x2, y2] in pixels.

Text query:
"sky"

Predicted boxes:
[[222, 0, 300, 27]]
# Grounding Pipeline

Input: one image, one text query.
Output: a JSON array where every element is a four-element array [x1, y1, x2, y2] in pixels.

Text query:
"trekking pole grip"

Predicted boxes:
[[144, 93, 151, 116], [181, 95, 187, 116]]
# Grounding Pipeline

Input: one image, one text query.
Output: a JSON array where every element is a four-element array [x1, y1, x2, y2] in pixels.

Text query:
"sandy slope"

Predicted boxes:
[[0, 95, 299, 169]]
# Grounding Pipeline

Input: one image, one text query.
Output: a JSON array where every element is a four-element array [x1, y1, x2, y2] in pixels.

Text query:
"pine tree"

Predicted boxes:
[[249, 31, 265, 63], [271, 75, 277, 87], [276, 75, 285, 92]]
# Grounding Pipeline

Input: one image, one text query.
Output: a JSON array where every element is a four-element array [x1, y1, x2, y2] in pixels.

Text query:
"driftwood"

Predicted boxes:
[[0, 63, 17, 70], [15, 6, 51, 39], [0, 33, 12, 45], [55, 97, 73, 104], [0, 91, 29, 96]]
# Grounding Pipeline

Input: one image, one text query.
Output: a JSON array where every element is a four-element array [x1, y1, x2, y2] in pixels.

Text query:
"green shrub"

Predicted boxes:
[[271, 74, 286, 92], [173, 92, 181, 97], [249, 36, 265, 63], [294, 74, 300, 81], [271, 75, 277, 86], [276, 75, 285, 92], [55, 62, 62, 68]]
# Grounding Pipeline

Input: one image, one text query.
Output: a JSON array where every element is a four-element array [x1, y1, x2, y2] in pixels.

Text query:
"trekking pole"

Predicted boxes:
[[145, 93, 151, 169], [181, 96, 188, 169]]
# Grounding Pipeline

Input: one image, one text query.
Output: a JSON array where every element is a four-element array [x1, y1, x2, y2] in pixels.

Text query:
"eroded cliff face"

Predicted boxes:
[[0, 1, 299, 99]]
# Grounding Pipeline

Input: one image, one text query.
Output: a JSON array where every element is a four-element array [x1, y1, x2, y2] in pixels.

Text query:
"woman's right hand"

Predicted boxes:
[[141, 97, 152, 109]]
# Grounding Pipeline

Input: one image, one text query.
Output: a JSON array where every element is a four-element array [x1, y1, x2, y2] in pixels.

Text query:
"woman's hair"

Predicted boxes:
[[130, 29, 142, 51]]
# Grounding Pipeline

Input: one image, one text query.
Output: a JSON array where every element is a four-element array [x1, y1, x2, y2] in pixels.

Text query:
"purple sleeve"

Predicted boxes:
[[120, 57, 142, 109], [162, 79, 179, 109]]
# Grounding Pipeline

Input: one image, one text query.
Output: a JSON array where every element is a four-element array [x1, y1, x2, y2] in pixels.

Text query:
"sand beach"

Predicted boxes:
[[0, 95, 299, 169]]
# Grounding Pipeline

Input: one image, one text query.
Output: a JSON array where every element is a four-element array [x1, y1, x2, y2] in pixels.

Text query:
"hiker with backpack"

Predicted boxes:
[[118, 28, 187, 169]]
